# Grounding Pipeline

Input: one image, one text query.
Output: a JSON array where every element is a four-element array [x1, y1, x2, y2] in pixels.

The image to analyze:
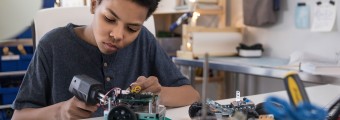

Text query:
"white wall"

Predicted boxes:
[[229, 0, 340, 95], [231, 0, 340, 60]]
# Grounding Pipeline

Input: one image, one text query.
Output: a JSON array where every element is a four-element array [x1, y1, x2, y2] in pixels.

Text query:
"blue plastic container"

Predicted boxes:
[[0, 87, 19, 105], [0, 46, 33, 72], [18, 55, 33, 70]]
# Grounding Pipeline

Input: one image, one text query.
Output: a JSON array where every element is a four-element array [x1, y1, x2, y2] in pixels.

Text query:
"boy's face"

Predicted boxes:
[[91, 0, 148, 54]]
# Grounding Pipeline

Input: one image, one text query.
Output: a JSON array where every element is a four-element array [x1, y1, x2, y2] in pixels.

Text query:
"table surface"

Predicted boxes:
[[173, 56, 298, 78], [173, 56, 339, 83], [86, 84, 340, 120]]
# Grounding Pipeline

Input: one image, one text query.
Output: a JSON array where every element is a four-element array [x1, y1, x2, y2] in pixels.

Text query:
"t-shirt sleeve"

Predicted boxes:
[[148, 35, 191, 87], [12, 44, 51, 110]]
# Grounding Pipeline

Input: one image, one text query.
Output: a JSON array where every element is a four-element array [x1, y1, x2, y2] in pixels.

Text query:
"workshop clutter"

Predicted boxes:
[[0, 45, 33, 72], [236, 43, 264, 57]]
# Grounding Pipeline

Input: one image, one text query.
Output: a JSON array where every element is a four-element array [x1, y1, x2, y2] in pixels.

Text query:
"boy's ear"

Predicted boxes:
[[90, 0, 98, 14]]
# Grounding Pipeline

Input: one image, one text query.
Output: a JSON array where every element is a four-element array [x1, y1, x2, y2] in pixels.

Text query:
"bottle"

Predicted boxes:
[[295, 2, 310, 29]]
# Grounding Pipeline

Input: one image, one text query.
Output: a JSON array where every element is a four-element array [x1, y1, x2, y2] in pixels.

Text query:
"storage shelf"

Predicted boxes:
[[0, 71, 26, 77], [154, 9, 191, 14], [0, 104, 11, 109]]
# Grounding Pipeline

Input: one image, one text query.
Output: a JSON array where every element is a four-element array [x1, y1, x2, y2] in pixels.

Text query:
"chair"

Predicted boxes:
[[32, 6, 156, 49]]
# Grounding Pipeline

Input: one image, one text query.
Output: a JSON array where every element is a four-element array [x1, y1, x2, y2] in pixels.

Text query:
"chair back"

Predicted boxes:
[[32, 6, 155, 48]]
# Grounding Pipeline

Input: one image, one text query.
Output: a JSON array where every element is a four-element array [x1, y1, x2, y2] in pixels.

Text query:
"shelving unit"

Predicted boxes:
[[161, 0, 240, 99], [0, 71, 26, 77], [176, 0, 242, 59], [0, 71, 25, 110], [0, 40, 31, 120], [0, 104, 11, 109]]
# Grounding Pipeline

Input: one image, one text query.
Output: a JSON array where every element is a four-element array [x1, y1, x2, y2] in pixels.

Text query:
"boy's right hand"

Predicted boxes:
[[58, 96, 98, 120]]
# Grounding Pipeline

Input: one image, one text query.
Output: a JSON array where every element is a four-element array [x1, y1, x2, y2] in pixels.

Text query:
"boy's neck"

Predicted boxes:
[[74, 25, 97, 47]]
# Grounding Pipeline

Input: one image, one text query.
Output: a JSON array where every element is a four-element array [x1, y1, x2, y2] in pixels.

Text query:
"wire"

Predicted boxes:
[[99, 87, 120, 110]]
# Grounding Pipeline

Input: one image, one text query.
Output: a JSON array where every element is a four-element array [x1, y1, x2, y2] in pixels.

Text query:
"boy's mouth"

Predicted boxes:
[[103, 42, 118, 51]]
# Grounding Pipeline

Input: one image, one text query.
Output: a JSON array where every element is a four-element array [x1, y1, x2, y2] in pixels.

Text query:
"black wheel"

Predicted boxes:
[[188, 102, 202, 118], [107, 105, 137, 120]]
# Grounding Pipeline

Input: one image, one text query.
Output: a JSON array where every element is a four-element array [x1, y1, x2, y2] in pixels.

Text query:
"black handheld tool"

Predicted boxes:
[[283, 72, 309, 107], [68, 75, 104, 105], [328, 97, 340, 120]]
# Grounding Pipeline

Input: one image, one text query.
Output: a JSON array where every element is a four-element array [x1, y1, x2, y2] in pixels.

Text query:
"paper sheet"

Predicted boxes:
[[311, 2, 337, 32]]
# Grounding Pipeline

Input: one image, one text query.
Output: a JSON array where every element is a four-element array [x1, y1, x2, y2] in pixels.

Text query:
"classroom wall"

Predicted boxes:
[[231, 0, 340, 60], [229, 0, 340, 95]]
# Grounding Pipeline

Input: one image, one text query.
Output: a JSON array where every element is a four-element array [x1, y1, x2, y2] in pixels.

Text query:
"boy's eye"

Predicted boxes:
[[127, 26, 141, 33], [104, 16, 116, 23], [128, 27, 138, 32]]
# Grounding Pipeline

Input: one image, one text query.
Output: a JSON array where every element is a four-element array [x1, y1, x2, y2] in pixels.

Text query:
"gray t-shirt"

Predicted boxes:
[[12, 23, 190, 117]]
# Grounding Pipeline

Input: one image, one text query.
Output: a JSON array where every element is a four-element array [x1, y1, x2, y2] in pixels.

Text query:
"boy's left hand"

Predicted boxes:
[[132, 76, 162, 94]]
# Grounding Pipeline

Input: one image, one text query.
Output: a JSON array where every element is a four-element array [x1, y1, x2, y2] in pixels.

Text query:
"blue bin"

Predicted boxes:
[[1, 55, 20, 72], [0, 87, 19, 105], [0, 108, 13, 120], [18, 55, 33, 70], [0, 45, 33, 72]]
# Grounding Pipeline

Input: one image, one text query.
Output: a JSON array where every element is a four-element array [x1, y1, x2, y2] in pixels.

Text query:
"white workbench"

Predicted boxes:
[[86, 84, 340, 120]]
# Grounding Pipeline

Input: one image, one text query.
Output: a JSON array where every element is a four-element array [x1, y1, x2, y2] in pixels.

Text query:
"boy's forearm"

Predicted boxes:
[[12, 102, 63, 120], [159, 85, 200, 107]]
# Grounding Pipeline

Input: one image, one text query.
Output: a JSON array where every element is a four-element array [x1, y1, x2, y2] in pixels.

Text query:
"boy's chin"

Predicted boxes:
[[99, 48, 117, 55]]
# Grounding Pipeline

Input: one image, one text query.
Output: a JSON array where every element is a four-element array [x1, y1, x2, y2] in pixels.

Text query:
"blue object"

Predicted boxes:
[[295, 2, 310, 29], [264, 96, 327, 120], [0, 87, 19, 104], [0, 46, 33, 72], [169, 12, 192, 32], [0, 108, 13, 120], [243, 97, 251, 103], [273, 0, 281, 11]]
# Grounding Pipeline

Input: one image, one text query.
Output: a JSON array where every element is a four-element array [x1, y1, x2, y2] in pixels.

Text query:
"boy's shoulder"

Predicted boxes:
[[38, 23, 76, 47], [137, 26, 157, 43]]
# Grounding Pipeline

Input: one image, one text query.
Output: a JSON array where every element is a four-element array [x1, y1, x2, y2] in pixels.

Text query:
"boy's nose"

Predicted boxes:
[[109, 26, 124, 42]]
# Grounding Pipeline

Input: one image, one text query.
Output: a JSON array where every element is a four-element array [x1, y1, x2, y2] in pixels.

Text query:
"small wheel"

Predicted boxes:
[[188, 102, 202, 118], [107, 105, 137, 120]]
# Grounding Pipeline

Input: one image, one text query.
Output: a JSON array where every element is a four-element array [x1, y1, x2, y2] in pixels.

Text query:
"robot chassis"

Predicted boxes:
[[189, 91, 259, 119], [68, 75, 166, 120]]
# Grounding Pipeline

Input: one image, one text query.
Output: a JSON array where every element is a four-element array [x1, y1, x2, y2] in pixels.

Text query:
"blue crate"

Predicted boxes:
[[0, 46, 33, 72], [0, 87, 19, 105], [18, 55, 33, 70], [1, 55, 20, 72], [0, 60, 19, 72], [0, 108, 13, 120]]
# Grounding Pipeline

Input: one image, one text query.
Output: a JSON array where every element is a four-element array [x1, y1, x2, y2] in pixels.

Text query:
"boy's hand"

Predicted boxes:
[[132, 76, 162, 94], [58, 96, 98, 120]]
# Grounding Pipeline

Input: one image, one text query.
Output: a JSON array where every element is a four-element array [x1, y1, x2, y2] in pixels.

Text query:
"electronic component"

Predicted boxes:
[[188, 91, 259, 119], [68, 75, 166, 120]]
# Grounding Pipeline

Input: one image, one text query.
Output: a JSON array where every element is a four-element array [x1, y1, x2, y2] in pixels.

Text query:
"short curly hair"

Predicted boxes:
[[98, 0, 160, 20]]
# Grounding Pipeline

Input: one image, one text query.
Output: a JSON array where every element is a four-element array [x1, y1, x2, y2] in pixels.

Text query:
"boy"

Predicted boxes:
[[12, 0, 200, 119]]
